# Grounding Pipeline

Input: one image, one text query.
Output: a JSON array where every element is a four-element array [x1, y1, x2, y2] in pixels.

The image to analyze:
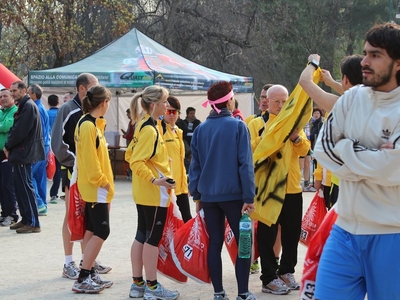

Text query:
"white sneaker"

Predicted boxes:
[[62, 261, 79, 280], [129, 282, 145, 298], [90, 271, 113, 288], [0, 216, 15, 226], [93, 260, 112, 274], [214, 290, 229, 300], [143, 282, 180, 300], [236, 291, 257, 300], [72, 276, 105, 293], [279, 273, 300, 290], [262, 278, 291, 295]]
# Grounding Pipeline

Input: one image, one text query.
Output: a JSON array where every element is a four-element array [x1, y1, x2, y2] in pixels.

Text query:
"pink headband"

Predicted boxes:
[[202, 90, 234, 114]]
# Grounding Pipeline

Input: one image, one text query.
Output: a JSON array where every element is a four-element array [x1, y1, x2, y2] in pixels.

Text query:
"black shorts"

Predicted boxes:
[[61, 167, 73, 189], [135, 204, 167, 246], [85, 202, 110, 240]]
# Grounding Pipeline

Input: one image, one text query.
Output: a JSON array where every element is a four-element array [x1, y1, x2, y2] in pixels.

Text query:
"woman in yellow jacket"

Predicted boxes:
[[160, 96, 192, 222], [125, 86, 180, 300], [72, 85, 114, 294]]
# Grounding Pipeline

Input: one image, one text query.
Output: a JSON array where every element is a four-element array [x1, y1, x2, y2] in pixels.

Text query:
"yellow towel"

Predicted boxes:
[[252, 68, 321, 226]]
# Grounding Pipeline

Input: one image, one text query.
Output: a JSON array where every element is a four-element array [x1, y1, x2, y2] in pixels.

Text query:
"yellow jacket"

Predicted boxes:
[[252, 71, 319, 225], [75, 115, 114, 203], [313, 161, 332, 187], [267, 114, 310, 193], [331, 173, 339, 186], [248, 117, 265, 152], [158, 121, 188, 195], [316, 111, 334, 187], [125, 114, 172, 207], [244, 114, 257, 125]]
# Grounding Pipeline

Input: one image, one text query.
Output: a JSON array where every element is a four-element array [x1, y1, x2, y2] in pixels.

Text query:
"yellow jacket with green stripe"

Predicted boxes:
[[74, 114, 114, 203], [125, 114, 172, 207]]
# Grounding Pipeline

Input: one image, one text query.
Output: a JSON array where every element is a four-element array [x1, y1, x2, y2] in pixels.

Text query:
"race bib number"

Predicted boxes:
[[300, 279, 315, 300]]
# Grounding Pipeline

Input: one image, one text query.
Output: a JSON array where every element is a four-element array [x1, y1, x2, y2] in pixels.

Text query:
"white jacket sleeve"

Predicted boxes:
[[333, 136, 400, 186], [314, 95, 365, 182], [315, 88, 400, 186]]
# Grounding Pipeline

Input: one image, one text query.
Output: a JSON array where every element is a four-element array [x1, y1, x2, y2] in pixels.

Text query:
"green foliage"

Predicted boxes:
[[0, 0, 135, 77], [0, 0, 395, 94]]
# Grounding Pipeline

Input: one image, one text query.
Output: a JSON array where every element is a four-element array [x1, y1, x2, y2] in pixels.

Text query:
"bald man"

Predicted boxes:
[[256, 85, 310, 295]]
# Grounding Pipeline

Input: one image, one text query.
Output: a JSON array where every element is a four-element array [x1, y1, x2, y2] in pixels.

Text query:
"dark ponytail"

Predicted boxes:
[[82, 85, 112, 114]]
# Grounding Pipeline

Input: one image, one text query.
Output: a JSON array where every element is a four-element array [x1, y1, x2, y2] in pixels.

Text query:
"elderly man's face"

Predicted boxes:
[[0, 90, 13, 108]]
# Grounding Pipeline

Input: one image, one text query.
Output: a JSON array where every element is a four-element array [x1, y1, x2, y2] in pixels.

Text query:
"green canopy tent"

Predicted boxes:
[[28, 28, 254, 137]]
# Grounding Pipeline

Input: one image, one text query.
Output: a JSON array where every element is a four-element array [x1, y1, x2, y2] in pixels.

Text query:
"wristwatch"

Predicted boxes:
[[308, 59, 319, 70], [292, 136, 301, 144]]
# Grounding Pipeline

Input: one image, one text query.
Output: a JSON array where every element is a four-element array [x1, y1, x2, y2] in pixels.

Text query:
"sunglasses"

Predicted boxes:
[[166, 109, 178, 115]]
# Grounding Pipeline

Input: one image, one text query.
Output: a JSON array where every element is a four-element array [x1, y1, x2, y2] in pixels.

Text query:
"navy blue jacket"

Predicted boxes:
[[188, 109, 255, 204], [5, 95, 45, 164]]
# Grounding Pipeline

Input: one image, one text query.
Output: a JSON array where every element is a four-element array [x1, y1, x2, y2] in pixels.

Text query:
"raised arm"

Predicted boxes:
[[321, 69, 345, 95], [298, 54, 339, 112]]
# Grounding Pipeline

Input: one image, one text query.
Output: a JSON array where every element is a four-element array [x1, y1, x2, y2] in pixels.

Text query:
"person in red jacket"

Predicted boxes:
[[232, 99, 245, 121]]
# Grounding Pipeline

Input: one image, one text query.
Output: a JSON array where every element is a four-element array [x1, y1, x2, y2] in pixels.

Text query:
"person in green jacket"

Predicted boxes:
[[0, 89, 18, 226]]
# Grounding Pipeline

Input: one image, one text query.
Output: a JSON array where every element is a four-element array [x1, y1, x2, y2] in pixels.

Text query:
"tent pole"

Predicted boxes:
[[117, 93, 120, 133]]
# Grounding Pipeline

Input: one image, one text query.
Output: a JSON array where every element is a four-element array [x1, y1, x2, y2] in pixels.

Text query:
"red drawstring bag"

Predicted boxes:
[[46, 151, 56, 180], [67, 166, 86, 242], [300, 189, 327, 247], [170, 209, 211, 284], [224, 219, 259, 265], [157, 194, 188, 283], [300, 206, 338, 300]]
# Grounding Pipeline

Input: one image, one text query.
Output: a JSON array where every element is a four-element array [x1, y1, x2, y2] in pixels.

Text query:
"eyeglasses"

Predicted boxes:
[[166, 109, 178, 115]]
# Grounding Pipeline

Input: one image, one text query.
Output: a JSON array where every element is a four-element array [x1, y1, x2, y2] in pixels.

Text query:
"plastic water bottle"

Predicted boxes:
[[305, 123, 311, 140], [238, 212, 252, 259]]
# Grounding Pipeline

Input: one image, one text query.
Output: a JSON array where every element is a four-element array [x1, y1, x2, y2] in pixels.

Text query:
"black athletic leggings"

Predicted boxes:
[[202, 200, 251, 295], [135, 204, 167, 247], [176, 193, 192, 223]]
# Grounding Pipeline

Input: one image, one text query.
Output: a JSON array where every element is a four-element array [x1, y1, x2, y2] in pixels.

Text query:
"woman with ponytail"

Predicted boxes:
[[126, 85, 180, 300], [72, 85, 114, 294], [188, 81, 256, 300]]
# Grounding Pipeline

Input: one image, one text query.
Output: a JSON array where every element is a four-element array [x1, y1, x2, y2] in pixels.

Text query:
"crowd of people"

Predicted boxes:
[[1, 21, 400, 300]]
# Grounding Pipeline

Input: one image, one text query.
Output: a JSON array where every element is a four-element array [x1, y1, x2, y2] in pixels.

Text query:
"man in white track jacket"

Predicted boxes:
[[314, 22, 400, 300]]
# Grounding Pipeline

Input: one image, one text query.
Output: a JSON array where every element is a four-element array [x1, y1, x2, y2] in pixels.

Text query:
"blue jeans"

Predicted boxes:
[[0, 161, 18, 222]]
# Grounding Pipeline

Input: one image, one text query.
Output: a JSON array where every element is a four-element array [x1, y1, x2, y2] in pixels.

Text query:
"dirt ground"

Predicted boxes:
[[0, 176, 313, 300]]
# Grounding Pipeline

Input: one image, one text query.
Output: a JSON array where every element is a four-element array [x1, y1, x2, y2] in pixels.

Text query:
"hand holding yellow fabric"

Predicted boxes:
[[252, 68, 321, 226]]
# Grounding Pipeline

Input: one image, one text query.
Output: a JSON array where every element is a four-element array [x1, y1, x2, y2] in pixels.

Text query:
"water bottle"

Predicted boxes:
[[238, 212, 252, 259], [305, 123, 311, 140]]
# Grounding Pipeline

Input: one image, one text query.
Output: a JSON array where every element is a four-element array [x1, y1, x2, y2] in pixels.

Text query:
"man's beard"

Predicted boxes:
[[362, 61, 394, 88]]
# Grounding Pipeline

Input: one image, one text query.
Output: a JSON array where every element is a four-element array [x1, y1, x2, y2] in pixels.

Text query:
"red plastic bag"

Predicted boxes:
[[46, 151, 56, 180], [300, 206, 338, 300], [300, 189, 327, 247], [170, 209, 211, 284], [157, 194, 188, 283], [67, 166, 86, 242], [224, 219, 259, 265]]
